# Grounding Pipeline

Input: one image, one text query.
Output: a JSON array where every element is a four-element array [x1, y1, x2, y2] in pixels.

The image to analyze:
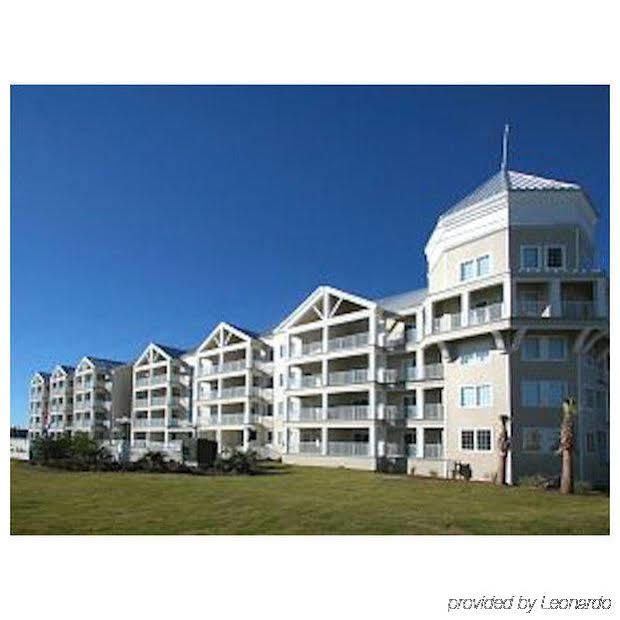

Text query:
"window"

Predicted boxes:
[[460, 385, 491, 407], [520, 246, 540, 270], [460, 255, 490, 281], [522, 381, 540, 406], [476, 429, 492, 451], [546, 246, 564, 269], [477, 385, 492, 406], [586, 433, 595, 452], [476, 255, 490, 277], [278, 374, 284, 387], [461, 345, 490, 365], [279, 344, 286, 359], [460, 386, 476, 407], [460, 260, 474, 282], [461, 430, 475, 450], [521, 380, 567, 407], [547, 337, 566, 360], [522, 427, 559, 453], [461, 429, 492, 451], [522, 337, 541, 360]]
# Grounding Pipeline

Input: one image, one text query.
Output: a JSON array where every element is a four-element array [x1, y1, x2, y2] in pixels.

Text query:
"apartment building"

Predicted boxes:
[[194, 322, 273, 453], [26, 165, 609, 485], [72, 357, 133, 439], [131, 343, 194, 454], [47, 365, 75, 438], [28, 371, 50, 438]]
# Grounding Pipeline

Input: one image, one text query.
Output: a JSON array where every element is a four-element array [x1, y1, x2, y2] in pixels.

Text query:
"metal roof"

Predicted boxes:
[[440, 169, 582, 220], [376, 287, 427, 312]]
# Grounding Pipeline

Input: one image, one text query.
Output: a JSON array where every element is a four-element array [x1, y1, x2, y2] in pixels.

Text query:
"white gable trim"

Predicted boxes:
[[197, 322, 253, 353]]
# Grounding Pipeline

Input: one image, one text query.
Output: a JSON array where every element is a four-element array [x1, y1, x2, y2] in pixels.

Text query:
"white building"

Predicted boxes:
[[26, 165, 609, 485], [10, 427, 30, 460]]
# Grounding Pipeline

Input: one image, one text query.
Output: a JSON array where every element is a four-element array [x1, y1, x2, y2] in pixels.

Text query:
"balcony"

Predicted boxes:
[[468, 303, 504, 326], [298, 441, 322, 454], [135, 376, 150, 388], [327, 332, 369, 352], [432, 312, 461, 334], [168, 418, 192, 428], [221, 413, 245, 425], [221, 386, 247, 399], [562, 301, 596, 320], [517, 300, 550, 318], [327, 441, 369, 457], [288, 374, 323, 390], [289, 407, 323, 422], [327, 405, 370, 421], [405, 364, 444, 381], [151, 396, 167, 407], [134, 397, 149, 409], [150, 374, 169, 386], [133, 418, 166, 428], [300, 340, 323, 357], [328, 368, 370, 386], [221, 360, 247, 373]]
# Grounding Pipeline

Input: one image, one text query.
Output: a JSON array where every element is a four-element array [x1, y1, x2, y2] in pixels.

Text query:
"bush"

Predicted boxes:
[[30, 435, 115, 471], [214, 448, 257, 475]]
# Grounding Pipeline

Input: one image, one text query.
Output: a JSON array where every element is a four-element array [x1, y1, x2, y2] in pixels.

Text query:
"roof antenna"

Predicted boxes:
[[501, 123, 510, 171]]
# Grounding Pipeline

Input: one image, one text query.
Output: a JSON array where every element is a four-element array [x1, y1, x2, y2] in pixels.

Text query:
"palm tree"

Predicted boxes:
[[496, 415, 510, 485], [558, 398, 577, 494]]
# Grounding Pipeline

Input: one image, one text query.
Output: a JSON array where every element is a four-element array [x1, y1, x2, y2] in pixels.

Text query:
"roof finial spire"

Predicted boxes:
[[501, 123, 510, 171]]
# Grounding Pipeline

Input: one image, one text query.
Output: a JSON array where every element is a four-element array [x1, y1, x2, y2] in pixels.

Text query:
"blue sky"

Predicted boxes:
[[10, 85, 609, 425]]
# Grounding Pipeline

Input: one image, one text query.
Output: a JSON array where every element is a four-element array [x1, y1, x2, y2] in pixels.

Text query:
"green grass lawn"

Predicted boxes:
[[10, 460, 609, 535]]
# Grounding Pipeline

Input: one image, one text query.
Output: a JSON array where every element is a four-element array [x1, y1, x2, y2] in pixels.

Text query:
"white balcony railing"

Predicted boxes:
[[301, 341, 323, 356], [135, 377, 150, 387], [221, 360, 247, 373], [328, 368, 370, 386], [405, 364, 444, 381], [133, 418, 166, 428], [288, 374, 322, 390], [221, 386, 247, 399], [385, 443, 403, 457], [327, 332, 369, 352], [432, 312, 462, 334], [327, 441, 369, 457], [298, 441, 322, 454], [150, 396, 167, 407], [468, 302, 504, 326], [150, 374, 169, 385], [327, 405, 370, 421], [289, 407, 323, 422], [221, 413, 245, 425]]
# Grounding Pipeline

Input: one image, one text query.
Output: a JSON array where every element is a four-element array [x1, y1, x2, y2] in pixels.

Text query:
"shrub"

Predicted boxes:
[[214, 448, 257, 475]]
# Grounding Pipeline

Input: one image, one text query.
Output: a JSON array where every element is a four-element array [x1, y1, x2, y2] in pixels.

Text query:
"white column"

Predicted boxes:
[[322, 323, 329, 354], [414, 348, 423, 379], [321, 426, 328, 455], [550, 280, 562, 317], [243, 399, 250, 424], [322, 392, 328, 421], [369, 385, 377, 420], [461, 291, 470, 327], [243, 427, 250, 450], [322, 358, 328, 388], [502, 276, 512, 317], [418, 427, 425, 459], [416, 309, 424, 342], [369, 310, 377, 346], [216, 428, 222, 452], [416, 387, 425, 419]]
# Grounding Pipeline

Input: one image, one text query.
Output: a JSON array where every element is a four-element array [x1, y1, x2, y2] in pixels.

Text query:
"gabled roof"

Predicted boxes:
[[227, 323, 262, 341], [32, 371, 50, 381], [439, 169, 582, 220], [376, 287, 427, 312], [153, 343, 187, 358], [274, 285, 377, 332], [83, 356, 126, 370], [54, 364, 75, 375]]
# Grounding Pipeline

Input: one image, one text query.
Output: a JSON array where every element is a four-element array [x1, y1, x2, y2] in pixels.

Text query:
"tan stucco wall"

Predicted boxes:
[[428, 228, 508, 294]]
